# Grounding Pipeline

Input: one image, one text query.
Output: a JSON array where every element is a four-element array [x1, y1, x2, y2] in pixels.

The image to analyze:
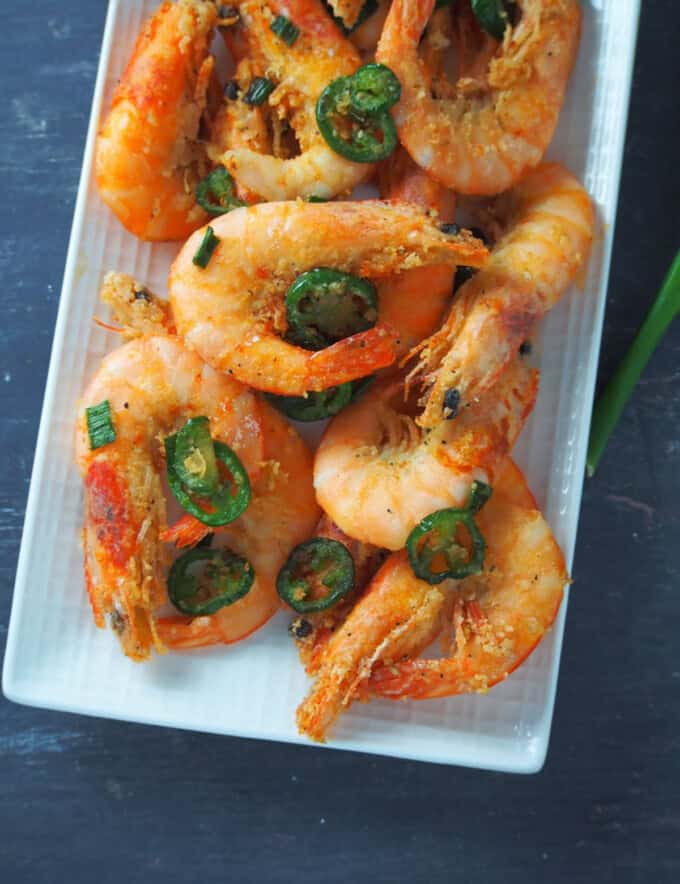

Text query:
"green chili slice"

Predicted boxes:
[[348, 63, 401, 114], [168, 547, 254, 615], [285, 267, 378, 350], [165, 433, 251, 527], [196, 167, 245, 216], [406, 481, 493, 583], [270, 14, 300, 46], [471, 0, 509, 41], [192, 226, 220, 268], [277, 538, 354, 613], [86, 399, 116, 450], [243, 77, 275, 106], [265, 383, 353, 422], [316, 75, 398, 163], [173, 417, 219, 495]]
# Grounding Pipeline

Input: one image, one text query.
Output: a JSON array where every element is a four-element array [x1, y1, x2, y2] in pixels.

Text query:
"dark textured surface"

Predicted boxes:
[[1, 2, 679, 881]]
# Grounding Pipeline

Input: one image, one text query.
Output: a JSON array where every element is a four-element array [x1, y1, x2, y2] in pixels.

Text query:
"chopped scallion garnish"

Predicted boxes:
[[270, 15, 300, 46], [243, 77, 275, 106], [86, 399, 116, 450], [587, 249, 680, 476], [192, 226, 220, 269]]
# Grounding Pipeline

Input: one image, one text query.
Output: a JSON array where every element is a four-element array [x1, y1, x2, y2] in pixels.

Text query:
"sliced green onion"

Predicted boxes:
[[587, 249, 680, 476], [471, 0, 509, 41], [243, 77, 275, 106], [86, 400, 116, 450], [406, 481, 493, 584], [307, 195, 329, 203], [196, 167, 245, 216], [277, 538, 355, 613], [168, 548, 254, 616], [270, 15, 300, 46], [192, 226, 220, 269], [285, 267, 378, 350]]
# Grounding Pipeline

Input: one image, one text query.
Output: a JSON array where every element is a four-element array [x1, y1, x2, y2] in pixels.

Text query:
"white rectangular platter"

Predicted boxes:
[[3, 0, 641, 772]]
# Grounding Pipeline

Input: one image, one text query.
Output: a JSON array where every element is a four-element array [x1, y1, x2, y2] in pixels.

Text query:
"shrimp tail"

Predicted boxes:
[[306, 325, 399, 391], [160, 514, 211, 549], [296, 551, 447, 742], [155, 615, 226, 650]]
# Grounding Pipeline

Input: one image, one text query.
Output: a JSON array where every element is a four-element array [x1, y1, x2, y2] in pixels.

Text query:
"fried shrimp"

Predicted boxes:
[[213, 0, 371, 200], [377, 0, 581, 193], [157, 402, 320, 648], [369, 464, 567, 701], [208, 58, 272, 202], [75, 335, 265, 660], [296, 549, 447, 741], [289, 514, 386, 677], [297, 459, 567, 741], [378, 146, 457, 221], [169, 200, 487, 395], [408, 163, 594, 428], [96, 0, 218, 240], [314, 359, 538, 550], [376, 148, 458, 356], [98, 272, 175, 339]]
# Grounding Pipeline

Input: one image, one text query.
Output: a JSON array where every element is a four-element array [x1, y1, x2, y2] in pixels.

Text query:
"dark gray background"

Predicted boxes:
[[1, 1, 678, 881]]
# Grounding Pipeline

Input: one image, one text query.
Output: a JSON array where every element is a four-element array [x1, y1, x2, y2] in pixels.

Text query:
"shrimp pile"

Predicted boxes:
[[80, 0, 595, 743]]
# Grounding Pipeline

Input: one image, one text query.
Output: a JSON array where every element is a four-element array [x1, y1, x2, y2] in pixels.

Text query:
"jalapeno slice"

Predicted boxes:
[[406, 481, 493, 583], [173, 417, 219, 495], [168, 548, 254, 615], [316, 75, 398, 163], [285, 267, 378, 350], [195, 167, 245, 216], [348, 63, 401, 114], [165, 432, 251, 527], [277, 538, 355, 613], [265, 382, 353, 421]]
